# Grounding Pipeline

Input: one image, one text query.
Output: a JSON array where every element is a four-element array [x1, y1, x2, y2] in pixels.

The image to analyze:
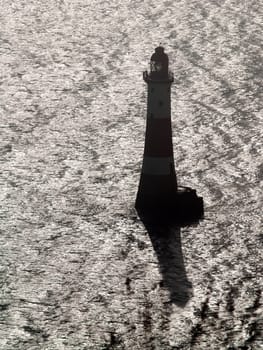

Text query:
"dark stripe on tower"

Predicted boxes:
[[143, 118, 174, 157]]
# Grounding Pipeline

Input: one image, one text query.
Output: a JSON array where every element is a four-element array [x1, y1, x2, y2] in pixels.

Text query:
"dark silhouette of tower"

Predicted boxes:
[[135, 46, 203, 223]]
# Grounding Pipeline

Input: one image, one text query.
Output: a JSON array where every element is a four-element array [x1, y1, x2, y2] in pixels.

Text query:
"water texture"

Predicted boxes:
[[0, 0, 262, 349]]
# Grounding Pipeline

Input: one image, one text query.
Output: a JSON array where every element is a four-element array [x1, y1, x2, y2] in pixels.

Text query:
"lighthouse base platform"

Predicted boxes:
[[135, 187, 204, 225]]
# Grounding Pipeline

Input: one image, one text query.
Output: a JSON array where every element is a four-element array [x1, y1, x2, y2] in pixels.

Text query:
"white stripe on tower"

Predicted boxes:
[[142, 156, 174, 175]]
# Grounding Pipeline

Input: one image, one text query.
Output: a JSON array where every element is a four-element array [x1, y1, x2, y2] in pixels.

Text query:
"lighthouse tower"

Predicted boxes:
[[135, 46, 203, 221]]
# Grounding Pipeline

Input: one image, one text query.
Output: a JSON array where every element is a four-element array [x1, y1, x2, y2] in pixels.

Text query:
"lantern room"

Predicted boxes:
[[143, 46, 173, 82]]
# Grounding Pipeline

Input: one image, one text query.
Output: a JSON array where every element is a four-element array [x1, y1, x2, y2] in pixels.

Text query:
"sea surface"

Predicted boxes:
[[0, 0, 262, 349]]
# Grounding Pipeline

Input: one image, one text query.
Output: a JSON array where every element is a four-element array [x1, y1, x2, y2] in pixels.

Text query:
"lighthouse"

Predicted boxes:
[[135, 46, 203, 222]]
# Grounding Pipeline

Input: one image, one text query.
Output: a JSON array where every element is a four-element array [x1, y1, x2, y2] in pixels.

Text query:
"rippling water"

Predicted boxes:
[[0, 0, 262, 349]]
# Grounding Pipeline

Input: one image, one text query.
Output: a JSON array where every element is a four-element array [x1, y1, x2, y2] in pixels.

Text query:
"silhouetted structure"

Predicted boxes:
[[135, 46, 204, 223]]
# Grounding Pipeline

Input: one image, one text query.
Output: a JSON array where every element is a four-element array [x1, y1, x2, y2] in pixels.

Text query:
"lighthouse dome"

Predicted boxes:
[[154, 46, 165, 54], [150, 46, 169, 79]]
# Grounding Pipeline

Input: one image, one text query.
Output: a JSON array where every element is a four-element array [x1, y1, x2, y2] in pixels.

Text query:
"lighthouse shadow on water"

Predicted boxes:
[[135, 47, 204, 305], [143, 220, 194, 306]]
